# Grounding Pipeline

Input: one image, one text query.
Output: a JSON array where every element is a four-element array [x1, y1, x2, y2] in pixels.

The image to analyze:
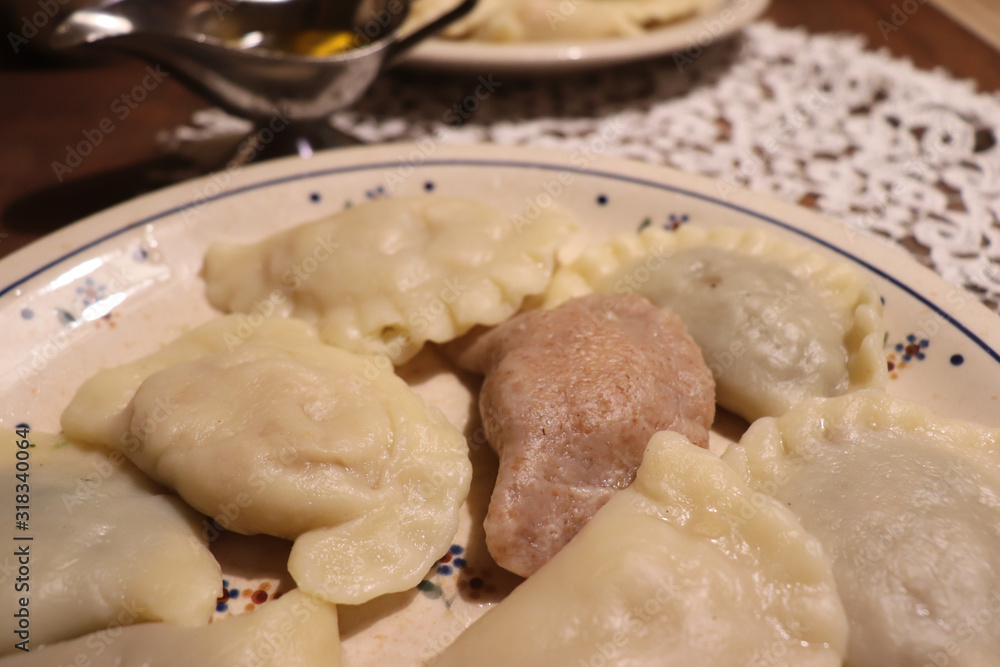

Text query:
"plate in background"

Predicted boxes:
[[399, 0, 770, 73]]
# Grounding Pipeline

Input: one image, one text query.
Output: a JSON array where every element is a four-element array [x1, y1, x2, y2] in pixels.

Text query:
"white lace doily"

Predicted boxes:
[[166, 22, 1000, 310]]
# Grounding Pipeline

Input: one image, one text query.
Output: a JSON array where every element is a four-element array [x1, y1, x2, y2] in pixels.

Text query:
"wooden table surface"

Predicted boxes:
[[1, 0, 998, 262]]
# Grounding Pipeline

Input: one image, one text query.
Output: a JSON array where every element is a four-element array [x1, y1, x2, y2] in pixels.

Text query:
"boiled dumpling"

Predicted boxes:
[[429, 431, 847, 666], [545, 225, 886, 421], [405, 0, 717, 42], [0, 589, 339, 666], [60, 316, 471, 604], [0, 429, 220, 655], [722, 390, 1000, 667], [450, 293, 715, 577], [202, 196, 576, 364]]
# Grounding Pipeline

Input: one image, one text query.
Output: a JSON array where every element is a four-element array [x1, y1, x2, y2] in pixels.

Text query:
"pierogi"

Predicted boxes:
[[0, 589, 340, 667], [60, 316, 471, 604], [545, 225, 887, 421], [0, 430, 221, 655], [39, 184, 997, 666], [450, 293, 715, 577], [429, 431, 847, 666], [404, 0, 717, 42], [202, 196, 575, 365], [722, 390, 1000, 667]]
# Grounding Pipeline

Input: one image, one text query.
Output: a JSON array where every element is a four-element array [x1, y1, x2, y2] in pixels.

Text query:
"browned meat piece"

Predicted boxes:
[[451, 293, 715, 577]]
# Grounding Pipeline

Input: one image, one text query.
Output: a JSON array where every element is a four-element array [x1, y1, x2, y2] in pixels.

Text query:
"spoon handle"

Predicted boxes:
[[384, 0, 478, 65]]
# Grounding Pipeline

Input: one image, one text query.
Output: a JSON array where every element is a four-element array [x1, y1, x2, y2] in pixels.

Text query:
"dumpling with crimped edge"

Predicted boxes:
[[0, 589, 340, 666], [450, 293, 715, 578], [722, 390, 1000, 667], [544, 225, 886, 422], [202, 196, 576, 365], [60, 315, 471, 605], [0, 430, 221, 656], [429, 431, 848, 667]]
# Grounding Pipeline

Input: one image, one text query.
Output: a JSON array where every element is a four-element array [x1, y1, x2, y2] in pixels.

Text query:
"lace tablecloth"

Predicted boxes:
[[169, 22, 1000, 310]]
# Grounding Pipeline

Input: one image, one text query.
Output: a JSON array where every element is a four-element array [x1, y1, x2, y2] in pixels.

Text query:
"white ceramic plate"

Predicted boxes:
[[3, 143, 1000, 664], [400, 0, 770, 74]]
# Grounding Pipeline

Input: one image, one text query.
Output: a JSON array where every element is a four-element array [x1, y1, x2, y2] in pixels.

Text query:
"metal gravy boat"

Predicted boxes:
[[50, 0, 476, 160]]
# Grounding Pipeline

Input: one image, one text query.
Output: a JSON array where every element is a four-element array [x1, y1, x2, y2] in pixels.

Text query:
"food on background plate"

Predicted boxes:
[[545, 225, 887, 422], [203, 196, 576, 365], [449, 293, 715, 577], [722, 390, 1000, 667], [60, 316, 471, 605], [0, 589, 340, 667], [0, 430, 221, 655], [429, 431, 848, 666], [404, 0, 721, 43]]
